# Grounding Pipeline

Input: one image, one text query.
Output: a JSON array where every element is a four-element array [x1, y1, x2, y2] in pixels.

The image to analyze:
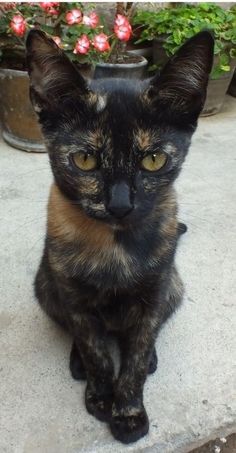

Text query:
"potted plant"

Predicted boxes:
[[133, 2, 236, 116], [79, 2, 148, 80], [0, 2, 147, 152]]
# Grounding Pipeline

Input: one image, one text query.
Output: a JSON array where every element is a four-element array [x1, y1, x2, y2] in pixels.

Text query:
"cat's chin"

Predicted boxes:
[[86, 211, 131, 231], [110, 222, 127, 231], [92, 213, 129, 231]]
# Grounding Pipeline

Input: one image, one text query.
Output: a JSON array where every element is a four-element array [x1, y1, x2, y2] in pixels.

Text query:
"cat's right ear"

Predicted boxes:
[[26, 29, 94, 112], [143, 31, 214, 122]]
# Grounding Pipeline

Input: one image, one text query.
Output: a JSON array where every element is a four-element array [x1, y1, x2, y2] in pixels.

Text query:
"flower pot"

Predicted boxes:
[[93, 57, 148, 80], [0, 68, 45, 152], [127, 34, 153, 61], [227, 69, 236, 97], [201, 68, 235, 116]]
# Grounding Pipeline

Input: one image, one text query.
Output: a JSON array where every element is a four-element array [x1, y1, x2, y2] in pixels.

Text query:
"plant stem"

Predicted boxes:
[[116, 3, 125, 16], [105, 38, 117, 62]]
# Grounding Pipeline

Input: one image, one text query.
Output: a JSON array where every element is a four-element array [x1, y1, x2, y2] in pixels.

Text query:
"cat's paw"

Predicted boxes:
[[85, 385, 113, 422], [69, 342, 86, 380], [110, 404, 149, 443], [148, 347, 158, 374]]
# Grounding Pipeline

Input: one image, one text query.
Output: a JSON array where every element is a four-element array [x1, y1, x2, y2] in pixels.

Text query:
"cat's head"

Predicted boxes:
[[26, 30, 214, 227]]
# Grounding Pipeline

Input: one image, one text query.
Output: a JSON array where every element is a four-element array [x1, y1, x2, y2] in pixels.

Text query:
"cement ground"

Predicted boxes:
[[0, 96, 235, 453]]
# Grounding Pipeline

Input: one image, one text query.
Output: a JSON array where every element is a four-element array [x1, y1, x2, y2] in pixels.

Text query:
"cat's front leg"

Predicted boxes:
[[110, 315, 159, 443], [72, 313, 114, 422]]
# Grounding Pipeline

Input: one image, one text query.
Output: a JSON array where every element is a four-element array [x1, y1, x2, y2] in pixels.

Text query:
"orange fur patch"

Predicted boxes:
[[135, 129, 152, 151], [47, 184, 114, 249]]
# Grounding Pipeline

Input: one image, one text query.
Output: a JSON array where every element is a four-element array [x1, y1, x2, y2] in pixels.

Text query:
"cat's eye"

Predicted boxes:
[[141, 152, 167, 172], [72, 152, 97, 171]]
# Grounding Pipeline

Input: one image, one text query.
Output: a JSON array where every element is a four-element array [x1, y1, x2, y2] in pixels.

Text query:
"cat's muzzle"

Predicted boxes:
[[107, 181, 133, 219]]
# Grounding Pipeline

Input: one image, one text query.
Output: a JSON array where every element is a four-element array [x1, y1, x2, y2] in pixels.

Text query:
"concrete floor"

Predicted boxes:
[[0, 96, 236, 453]]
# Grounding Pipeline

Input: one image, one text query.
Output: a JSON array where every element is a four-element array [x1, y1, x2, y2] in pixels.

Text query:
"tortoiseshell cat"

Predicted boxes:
[[26, 30, 214, 443]]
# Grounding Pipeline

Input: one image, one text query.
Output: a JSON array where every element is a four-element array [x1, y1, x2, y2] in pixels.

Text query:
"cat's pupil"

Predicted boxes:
[[152, 154, 156, 162]]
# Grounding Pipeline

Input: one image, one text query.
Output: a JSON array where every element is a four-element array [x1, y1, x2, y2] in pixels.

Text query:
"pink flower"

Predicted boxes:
[[40, 2, 59, 8], [114, 22, 132, 42], [65, 9, 82, 25], [49, 8, 59, 15], [93, 33, 110, 52], [82, 12, 99, 29], [52, 36, 62, 47], [115, 14, 129, 27], [40, 2, 59, 14], [73, 34, 90, 55], [10, 15, 26, 37], [114, 14, 132, 41]]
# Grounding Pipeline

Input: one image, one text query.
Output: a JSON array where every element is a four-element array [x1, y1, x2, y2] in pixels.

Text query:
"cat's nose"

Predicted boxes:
[[108, 181, 133, 218]]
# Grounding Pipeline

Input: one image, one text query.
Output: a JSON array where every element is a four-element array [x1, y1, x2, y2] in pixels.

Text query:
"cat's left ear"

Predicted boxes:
[[144, 31, 214, 120], [26, 29, 99, 112]]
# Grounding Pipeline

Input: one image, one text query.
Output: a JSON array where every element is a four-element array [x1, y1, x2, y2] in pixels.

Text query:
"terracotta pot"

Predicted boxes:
[[94, 57, 148, 79], [0, 68, 46, 152]]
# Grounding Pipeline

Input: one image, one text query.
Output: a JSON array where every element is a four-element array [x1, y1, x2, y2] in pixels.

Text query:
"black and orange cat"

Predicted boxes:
[[26, 30, 214, 443]]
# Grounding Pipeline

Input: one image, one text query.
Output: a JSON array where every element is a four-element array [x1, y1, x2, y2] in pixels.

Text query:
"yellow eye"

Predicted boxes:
[[141, 152, 167, 172], [72, 152, 97, 171]]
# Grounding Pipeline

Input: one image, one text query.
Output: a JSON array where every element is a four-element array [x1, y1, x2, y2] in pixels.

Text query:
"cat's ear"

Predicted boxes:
[[26, 29, 96, 112], [144, 31, 214, 120]]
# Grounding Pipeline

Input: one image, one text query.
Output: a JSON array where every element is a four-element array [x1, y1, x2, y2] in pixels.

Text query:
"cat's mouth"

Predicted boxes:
[[81, 206, 134, 230], [81, 199, 135, 226], [91, 211, 133, 229]]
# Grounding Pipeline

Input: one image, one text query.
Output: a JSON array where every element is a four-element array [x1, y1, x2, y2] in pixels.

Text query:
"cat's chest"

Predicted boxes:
[[57, 239, 141, 290]]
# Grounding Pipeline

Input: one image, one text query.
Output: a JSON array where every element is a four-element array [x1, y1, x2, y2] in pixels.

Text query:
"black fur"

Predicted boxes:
[[26, 29, 214, 444]]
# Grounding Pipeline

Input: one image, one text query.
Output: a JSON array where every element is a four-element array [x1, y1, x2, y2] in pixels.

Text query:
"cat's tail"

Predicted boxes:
[[178, 222, 187, 236]]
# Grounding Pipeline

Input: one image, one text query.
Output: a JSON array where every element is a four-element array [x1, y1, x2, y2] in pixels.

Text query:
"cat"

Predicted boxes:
[[26, 29, 214, 444]]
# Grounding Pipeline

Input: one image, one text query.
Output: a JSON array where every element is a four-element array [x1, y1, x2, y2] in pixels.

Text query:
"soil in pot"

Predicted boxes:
[[94, 55, 148, 79]]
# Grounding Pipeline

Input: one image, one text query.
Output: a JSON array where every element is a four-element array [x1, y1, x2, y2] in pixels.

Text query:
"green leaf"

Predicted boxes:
[[219, 53, 229, 65], [211, 66, 224, 79], [200, 3, 210, 12], [230, 48, 236, 58], [220, 65, 230, 71], [40, 25, 55, 35]]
